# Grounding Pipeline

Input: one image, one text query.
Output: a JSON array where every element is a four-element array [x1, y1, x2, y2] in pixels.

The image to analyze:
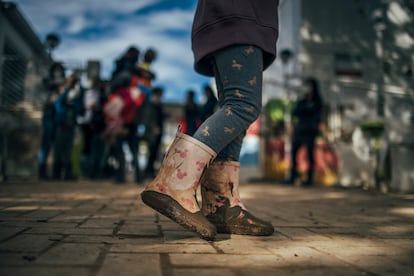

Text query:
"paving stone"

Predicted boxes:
[[267, 244, 352, 267], [306, 226, 373, 237], [98, 253, 161, 276], [62, 234, 122, 244], [388, 253, 414, 268], [301, 237, 404, 253], [0, 181, 413, 275], [20, 209, 63, 219], [0, 234, 62, 253], [34, 243, 103, 265], [0, 221, 78, 228], [169, 253, 281, 268], [0, 212, 20, 220], [272, 215, 329, 227], [162, 231, 207, 242], [275, 227, 332, 241], [123, 219, 158, 226], [172, 268, 237, 276], [0, 226, 26, 241], [320, 243, 406, 257], [0, 267, 91, 276], [125, 207, 157, 218], [239, 267, 365, 276], [47, 214, 92, 223], [2, 205, 41, 212], [369, 224, 414, 238], [46, 216, 85, 223], [78, 218, 121, 228], [25, 227, 114, 235], [110, 240, 216, 254], [213, 238, 274, 255], [383, 238, 414, 250], [159, 221, 189, 231], [335, 254, 414, 275], [0, 253, 40, 265], [117, 222, 160, 237]]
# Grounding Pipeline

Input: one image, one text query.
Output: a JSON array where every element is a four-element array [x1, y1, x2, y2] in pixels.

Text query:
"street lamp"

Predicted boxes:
[[44, 33, 60, 57], [280, 49, 294, 66], [279, 48, 294, 120], [278, 48, 294, 181], [279, 48, 294, 97], [372, 7, 387, 117]]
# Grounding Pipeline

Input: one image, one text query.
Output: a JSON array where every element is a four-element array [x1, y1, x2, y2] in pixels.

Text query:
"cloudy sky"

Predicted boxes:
[[14, 0, 211, 103]]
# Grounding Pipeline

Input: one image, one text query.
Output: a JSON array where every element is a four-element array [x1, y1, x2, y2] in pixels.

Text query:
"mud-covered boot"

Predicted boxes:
[[201, 161, 274, 236], [141, 131, 217, 240]]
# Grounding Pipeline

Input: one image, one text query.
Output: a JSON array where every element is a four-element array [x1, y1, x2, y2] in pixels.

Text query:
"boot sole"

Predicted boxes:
[[206, 207, 275, 236], [141, 191, 216, 240], [215, 224, 274, 236]]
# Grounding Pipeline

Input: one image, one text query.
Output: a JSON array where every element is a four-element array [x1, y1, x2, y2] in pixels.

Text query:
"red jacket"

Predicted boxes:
[[105, 87, 137, 124]]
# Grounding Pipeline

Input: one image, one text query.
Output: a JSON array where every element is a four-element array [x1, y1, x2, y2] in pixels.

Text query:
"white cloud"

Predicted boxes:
[[65, 15, 89, 34], [146, 8, 195, 31], [15, 0, 162, 37], [14, 0, 210, 102]]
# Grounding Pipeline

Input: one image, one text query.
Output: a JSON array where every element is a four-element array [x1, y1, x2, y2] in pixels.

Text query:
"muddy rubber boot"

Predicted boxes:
[[201, 161, 274, 236], [141, 131, 217, 240]]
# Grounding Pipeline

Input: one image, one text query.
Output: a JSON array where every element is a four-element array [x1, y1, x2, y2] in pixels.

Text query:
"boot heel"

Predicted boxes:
[[141, 190, 216, 240]]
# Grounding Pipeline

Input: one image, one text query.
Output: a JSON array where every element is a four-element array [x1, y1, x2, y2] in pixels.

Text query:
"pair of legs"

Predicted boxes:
[[38, 119, 55, 179], [52, 126, 75, 180], [112, 125, 141, 183], [289, 132, 317, 186], [142, 45, 273, 239], [193, 45, 262, 161], [145, 133, 162, 178]]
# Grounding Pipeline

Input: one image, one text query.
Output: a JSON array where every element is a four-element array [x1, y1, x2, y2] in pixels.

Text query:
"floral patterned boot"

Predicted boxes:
[[201, 161, 274, 236], [141, 131, 217, 240]]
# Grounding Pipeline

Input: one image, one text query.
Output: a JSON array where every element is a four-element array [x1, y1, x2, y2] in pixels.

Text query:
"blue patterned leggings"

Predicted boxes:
[[193, 45, 263, 161]]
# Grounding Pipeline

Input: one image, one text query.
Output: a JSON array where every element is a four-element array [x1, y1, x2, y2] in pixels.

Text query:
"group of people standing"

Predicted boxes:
[[37, 0, 325, 242], [37, 46, 165, 183]]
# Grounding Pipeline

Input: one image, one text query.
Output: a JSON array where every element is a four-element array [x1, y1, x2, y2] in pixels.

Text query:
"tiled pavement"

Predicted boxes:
[[0, 179, 413, 276]]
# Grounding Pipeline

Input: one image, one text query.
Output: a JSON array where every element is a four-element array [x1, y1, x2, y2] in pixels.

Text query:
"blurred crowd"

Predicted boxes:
[[38, 45, 215, 184]]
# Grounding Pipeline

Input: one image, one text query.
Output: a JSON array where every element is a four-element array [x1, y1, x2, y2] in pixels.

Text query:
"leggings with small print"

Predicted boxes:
[[193, 45, 263, 161]]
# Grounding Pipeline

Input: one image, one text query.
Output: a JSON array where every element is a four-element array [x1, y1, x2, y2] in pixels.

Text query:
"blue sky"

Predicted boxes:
[[13, 0, 211, 103]]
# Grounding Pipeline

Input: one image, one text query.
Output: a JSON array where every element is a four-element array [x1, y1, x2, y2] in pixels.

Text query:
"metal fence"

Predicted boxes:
[[0, 52, 32, 181], [0, 46, 27, 107]]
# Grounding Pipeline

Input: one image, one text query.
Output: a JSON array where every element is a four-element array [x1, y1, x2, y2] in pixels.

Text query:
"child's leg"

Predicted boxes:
[[197, 48, 274, 235], [193, 45, 263, 159], [209, 56, 246, 162]]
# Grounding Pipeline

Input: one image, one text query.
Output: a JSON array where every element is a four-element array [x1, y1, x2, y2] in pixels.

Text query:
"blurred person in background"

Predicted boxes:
[[52, 73, 83, 180], [288, 77, 323, 187], [103, 72, 133, 183], [142, 87, 165, 179], [137, 47, 157, 89], [77, 77, 101, 176], [199, 84, 217, 123], [38, 62, 65, 179], [111, 46, 140, 79], [182, 90, 200, 135]]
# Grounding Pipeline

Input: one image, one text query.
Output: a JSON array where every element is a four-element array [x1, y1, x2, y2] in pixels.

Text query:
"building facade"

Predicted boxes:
[[263, 0, 414, 192], [0, 1, 51, 179]]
